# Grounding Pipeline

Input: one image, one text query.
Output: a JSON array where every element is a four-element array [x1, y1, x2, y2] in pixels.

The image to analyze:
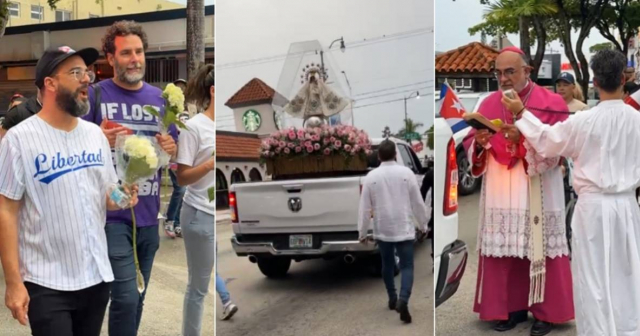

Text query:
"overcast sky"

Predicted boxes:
[[215, 0, 433, 137], [436, 0, 609, 63]]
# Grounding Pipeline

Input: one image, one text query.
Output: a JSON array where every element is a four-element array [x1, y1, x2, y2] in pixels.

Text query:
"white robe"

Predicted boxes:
[[467, 141, 568, 259], [517, 100, 640, 336]]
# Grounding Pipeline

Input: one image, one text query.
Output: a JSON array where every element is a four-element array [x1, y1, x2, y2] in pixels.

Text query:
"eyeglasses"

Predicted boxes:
[[493, 66, 527, 79], [56, 68, 96, 83]]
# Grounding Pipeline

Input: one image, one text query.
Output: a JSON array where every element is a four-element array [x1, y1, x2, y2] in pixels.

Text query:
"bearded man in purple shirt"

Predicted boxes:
[[83, 21, 178, 336]]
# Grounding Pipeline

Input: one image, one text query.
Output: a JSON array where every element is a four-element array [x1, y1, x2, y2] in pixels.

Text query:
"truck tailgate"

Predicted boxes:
[[232, 176, 363, 234]]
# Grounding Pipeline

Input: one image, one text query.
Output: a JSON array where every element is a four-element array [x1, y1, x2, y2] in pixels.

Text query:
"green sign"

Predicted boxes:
[[242, 109, 262, 132], [405, 132, 421, 140]]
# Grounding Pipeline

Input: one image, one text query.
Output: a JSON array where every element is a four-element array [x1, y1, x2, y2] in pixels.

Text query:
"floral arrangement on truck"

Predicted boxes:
[[260, 124, 373, 176]]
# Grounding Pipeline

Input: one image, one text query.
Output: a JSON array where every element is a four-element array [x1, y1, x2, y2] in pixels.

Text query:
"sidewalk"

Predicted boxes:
[[216, 209, 231, 223]]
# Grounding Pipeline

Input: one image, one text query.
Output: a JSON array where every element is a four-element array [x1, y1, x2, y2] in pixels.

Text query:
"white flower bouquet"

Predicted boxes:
[[144, 83, 188, 135], [110, 134, 171, 293]]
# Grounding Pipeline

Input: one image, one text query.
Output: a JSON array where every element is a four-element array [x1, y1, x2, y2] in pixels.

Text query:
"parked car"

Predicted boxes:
[[436, 92, 491, 195], [433, 117, 468, 307]]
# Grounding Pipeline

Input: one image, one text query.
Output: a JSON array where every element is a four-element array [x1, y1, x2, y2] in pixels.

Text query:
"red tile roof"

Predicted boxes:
[[436, 42, 499, 74], [225, 78, 278, 108], [216, 131, 262, 161]]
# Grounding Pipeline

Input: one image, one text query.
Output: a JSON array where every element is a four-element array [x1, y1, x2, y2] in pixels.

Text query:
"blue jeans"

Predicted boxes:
[[216, 273, 231, 305], [105, 224, 160, 336], [166, 169, 185, 227], [378, 240, 414, 304]]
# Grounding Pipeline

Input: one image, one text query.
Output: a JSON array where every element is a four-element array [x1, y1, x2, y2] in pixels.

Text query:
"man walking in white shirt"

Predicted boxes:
[[0, 46, 137, 336], [358, 139, 430, 324]]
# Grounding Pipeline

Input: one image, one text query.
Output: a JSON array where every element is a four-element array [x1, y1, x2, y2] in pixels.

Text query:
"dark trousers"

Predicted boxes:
[[378, 240, 415, 304], [26, 281, 110, 336], [105, 224, 160, 336]]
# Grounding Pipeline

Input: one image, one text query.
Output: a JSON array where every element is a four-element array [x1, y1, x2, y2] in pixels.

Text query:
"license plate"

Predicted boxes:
[[289, 234, 313, 248]]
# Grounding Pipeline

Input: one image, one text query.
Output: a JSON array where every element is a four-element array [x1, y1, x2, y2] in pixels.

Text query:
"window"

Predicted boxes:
[[55, 10, 72, 22], [8, 2, 19, 17], [398, 144, 417, 172], [31, 5, 43, 20]]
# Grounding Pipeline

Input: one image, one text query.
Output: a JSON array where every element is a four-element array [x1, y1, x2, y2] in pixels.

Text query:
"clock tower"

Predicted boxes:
[[225, 78, 288, 135]]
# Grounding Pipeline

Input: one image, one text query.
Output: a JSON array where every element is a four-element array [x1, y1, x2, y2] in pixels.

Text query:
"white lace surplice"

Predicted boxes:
[[469, 140, 569, 259]]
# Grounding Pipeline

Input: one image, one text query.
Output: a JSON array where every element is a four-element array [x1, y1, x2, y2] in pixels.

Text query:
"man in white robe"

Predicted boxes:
[[504, 49, 640, 336]]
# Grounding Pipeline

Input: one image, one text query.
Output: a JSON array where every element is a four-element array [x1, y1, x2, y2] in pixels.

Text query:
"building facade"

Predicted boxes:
[[0, 5, 215, 114], [6, 0, 184, 27]]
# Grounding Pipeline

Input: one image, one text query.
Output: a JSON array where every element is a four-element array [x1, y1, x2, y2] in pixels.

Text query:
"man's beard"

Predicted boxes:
[[56, 85, 89, 117], [115, 60, 145, 85]]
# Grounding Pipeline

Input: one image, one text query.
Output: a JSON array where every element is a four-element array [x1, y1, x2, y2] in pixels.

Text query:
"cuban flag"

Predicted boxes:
[[439, 83, 469, 133], [627, 89, 640, 110]]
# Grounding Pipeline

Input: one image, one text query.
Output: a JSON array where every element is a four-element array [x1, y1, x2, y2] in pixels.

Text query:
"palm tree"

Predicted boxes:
[[186, 0, 205, 79], [396, 118, 424, 140], [425, 125, 434, 150], [483, 0, 557, 81]]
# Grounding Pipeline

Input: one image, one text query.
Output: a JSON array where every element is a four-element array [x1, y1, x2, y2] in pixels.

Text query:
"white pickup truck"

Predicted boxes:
[[433, 117, 468, 307], [229, 137, 427, 278]]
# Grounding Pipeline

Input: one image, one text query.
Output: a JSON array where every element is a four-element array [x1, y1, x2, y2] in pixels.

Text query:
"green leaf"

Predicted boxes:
[[144, 105, 161, 119], [208, 186, 215, 202]]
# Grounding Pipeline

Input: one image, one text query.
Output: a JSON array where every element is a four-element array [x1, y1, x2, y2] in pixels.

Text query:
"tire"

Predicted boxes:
[[257, 257, 291, 278], [369, 253, 400, 277], [457, 149, 481, 196]]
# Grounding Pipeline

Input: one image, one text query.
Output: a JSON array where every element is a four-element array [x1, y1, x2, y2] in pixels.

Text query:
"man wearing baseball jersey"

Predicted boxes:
[[0, 46, 138, 336], [83, 21, 177, 336]]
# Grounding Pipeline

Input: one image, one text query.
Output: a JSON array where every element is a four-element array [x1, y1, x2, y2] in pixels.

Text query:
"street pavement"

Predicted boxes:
[[0, 224, 215, 336], [435, 192, 577, 335], [215, 216, 434, 336]]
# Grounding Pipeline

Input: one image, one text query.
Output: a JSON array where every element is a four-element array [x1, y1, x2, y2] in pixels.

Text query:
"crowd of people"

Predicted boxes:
[[0, 20, 217, 336], [466, 46, 640, 336]]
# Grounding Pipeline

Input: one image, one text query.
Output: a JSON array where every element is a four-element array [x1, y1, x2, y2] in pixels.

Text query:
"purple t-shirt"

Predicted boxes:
[[84, 79, 178, 227]]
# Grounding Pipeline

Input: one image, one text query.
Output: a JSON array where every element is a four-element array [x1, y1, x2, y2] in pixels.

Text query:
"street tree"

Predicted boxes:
[[186, 0, 205, 79]]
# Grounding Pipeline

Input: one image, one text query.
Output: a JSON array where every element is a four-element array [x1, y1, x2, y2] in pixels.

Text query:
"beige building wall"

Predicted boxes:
[[6, 0, 184, 27]]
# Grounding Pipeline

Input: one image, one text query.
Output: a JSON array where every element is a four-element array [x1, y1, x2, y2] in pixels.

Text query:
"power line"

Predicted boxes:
[[353, 80, 433, 97], [217, 27, 433, 70], [355, 86, 430, 101], [353, 93, 434, 109]]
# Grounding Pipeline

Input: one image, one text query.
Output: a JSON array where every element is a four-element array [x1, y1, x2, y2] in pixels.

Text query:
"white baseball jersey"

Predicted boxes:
[[0, 115, 117, 291]]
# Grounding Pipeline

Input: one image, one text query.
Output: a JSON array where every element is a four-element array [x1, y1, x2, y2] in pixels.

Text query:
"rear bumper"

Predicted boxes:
[[435, 239, 468, 308], [231, 234, 378, 256]]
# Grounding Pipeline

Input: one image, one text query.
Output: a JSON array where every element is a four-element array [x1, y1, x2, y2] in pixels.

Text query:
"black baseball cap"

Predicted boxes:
[[35, 46, 100, 89], [555, 72, 575, 85]]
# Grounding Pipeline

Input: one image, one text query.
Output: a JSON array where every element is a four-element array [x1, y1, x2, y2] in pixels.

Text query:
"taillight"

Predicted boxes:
[[229, 191, 239, 223], [443, 138, 458, 216]]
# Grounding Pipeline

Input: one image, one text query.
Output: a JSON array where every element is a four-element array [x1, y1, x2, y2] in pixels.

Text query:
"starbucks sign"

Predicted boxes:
[[242, 109, 262, 132]]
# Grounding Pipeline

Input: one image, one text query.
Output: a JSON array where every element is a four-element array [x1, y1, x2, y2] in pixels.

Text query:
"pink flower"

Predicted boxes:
[[323, 138, 331, 145], [275, 147, 281, 154], [287, 142, 295, 148], [335, 140, 342, 148], [312, 135, 321, 141], [314, 143, 321, 150], [354, 145, 361, 151], [295, 146, 302, 153], [297, 130, 305, 139], [330, 137, 336, 142], [304, 141, 312, 148], [306, 146, 314, 153], [305, 133, 312, 140], [344, 144, 352, 151], [365, 149, 372, 155], [284, 147, 291, 154], [324, 148, 331, 155], [288, 132, 296, 140], [279, 141, 286, 148]]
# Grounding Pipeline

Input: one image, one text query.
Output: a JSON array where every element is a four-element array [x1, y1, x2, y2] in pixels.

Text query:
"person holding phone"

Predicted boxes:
[[462, 46, 574, 336]]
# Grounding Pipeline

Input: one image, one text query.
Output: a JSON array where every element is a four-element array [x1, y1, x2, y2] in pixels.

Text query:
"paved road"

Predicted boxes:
[[435, 193, 576, 335], [0, 224, 215, 336], [215, 218, 434, 336]]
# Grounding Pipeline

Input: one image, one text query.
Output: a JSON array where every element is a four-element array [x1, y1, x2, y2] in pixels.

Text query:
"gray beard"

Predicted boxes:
[[115, 62, 145, 85]]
